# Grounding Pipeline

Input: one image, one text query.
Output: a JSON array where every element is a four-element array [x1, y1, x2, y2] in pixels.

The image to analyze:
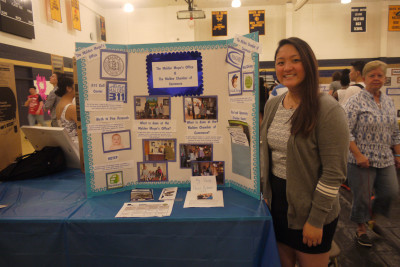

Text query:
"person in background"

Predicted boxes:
[[269, 80, 288, 99], [261, 37, 349, 267], [25, 86, 47, 126], [55, 75, 78, 146], [341, 61, 366, 105], [259, 77, 267, 123], [44, 72, 62, 127], [344, 60, 400, 247], [328, 71, 342, 96], [333, 69, 350, 104], [164, 143, 175, 161]]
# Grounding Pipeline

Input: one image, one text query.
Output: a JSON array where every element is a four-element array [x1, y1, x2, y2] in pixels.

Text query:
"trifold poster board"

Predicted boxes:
[[75, 33, 260, 199]]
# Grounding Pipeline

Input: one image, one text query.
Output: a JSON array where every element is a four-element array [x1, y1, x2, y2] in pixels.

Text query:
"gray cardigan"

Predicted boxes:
[[260, 93, 349, 229]]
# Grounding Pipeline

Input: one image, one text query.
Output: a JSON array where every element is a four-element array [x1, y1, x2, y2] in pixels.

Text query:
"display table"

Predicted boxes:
[[0, 169, 279, 267]]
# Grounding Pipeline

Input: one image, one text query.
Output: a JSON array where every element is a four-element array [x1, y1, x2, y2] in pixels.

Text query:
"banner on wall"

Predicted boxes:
[[351, 7, 366, 32], [100, 16, 106, 42], [50, 0, 62, 22], [51, 54, 64, 73], [212, 11, 227, 36], [249, 10, 265, 35], [388, 5, 400, 31], [71, 0, 81, 31]]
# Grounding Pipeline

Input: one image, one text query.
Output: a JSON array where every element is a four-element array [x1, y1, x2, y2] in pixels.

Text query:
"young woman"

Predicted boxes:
[[55, 75, 78, 146], [260, 37, 349, 267]]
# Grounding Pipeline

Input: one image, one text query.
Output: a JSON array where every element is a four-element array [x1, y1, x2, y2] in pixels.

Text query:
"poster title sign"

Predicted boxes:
[[234, 34, 262, 54], [152, 60, 198, 88], [351, 7, 366, 32]]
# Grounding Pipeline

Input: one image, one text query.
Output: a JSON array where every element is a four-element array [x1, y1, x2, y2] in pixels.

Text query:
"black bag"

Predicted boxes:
[[0, 146, 66, 181]]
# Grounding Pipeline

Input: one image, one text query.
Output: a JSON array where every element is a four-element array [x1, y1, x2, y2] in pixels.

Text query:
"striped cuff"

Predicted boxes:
[[316, 182, 340, 198]]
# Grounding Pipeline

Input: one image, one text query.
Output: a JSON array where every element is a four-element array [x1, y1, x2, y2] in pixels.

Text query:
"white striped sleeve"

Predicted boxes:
[[316, 181, 340, 198]]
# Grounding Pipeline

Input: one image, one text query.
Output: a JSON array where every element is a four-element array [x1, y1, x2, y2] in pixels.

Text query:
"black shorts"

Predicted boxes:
[[270, 174, 338, 254]]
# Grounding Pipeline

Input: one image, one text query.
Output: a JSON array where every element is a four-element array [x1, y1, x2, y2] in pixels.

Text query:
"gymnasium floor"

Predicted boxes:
[[334, 184, 400, 266]]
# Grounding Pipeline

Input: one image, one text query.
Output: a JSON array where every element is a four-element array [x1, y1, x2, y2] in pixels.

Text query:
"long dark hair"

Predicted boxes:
[[55, 74, 74, 97], [274, 37, 320, 137]]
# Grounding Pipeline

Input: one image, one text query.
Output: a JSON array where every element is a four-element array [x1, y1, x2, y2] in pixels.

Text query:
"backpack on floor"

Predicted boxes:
[[0, 146, 66, 181]]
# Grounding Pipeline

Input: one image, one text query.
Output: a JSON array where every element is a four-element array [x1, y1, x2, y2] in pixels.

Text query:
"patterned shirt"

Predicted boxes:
[[267, 100, 295, 179], [345, 90, 400, 168]]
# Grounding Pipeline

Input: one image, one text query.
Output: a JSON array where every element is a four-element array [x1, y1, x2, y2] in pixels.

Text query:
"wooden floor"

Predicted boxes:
[[334, 180, 400, 267]]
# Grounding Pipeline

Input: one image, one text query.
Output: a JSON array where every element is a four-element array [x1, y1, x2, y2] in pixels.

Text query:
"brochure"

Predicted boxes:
[[130, 189, 154, 201], [159, 187, 178, 201]]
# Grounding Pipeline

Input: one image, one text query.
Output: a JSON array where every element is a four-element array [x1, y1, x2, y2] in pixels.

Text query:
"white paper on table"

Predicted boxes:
[[115, 201, 173, 217], [183, 176, 223, 208], [183, 190, 224, 208], [159, 187, 178, 201]]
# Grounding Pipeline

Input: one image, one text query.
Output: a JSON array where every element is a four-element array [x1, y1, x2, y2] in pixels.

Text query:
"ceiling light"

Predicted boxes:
[[232, 0, 241, 8], [123, 3, 134, 12], [341, 0, 351, 4]]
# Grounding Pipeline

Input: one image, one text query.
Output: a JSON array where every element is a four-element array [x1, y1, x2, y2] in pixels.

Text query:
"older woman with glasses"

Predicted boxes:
[[344, 60, 400, 247]]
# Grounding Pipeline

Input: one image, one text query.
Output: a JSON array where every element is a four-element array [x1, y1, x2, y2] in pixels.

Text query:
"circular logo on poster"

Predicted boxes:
[[103, 55, 124, 76], [0, 87, 17, 122], [245, 75, 253, 89]]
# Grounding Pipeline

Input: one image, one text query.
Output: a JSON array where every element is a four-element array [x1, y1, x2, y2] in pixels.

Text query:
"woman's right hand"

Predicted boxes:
[[356, 154, 370, 168]]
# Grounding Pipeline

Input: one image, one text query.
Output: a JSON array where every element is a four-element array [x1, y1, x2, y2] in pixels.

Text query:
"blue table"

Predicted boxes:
[[0, 169, 280, 267]]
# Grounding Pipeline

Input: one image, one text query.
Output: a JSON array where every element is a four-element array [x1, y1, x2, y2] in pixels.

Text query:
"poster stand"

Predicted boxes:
[[76, 33, 260, 199]]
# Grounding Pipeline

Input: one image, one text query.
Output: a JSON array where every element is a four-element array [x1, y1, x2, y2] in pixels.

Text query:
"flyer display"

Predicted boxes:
[[76, 33, 260, 199]]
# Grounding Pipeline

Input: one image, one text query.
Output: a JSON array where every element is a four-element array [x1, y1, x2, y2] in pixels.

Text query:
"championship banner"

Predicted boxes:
[[51, 54, 64, 73], [50, 0, 62, 22], [249, 10, 265, 35], [71, 0, 81, 31], [351, 7, 366, 32], [388, 5, 400, 31], [212, 11, 227, 37], [100, 16, 106, 42]]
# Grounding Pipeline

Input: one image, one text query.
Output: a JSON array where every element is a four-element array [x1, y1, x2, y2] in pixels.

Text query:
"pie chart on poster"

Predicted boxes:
[[0, 87, 17, 122]]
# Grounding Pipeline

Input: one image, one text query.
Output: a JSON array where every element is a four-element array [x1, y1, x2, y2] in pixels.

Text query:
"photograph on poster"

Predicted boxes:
[[179, 144, 213, 168], [137, 162, 168, 182], [106, 171, 124, 189], [143, 139, 177, 162], [134, 96, 171, 119], [102, 130, 131, 153], [183, 96, 217, 121], [106, 81, 127, 103], [228, 71, 242, 96], [191, 161, 225, 185], [242, 72, 254, 91], [100, 49, 127, 80]]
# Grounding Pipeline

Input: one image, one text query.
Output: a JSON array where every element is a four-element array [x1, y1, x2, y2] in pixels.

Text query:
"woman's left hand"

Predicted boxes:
[[302, 222, 323, 247]]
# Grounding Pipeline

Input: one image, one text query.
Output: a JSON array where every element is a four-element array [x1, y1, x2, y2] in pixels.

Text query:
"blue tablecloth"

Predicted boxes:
[[0, 169, 280, 267]]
